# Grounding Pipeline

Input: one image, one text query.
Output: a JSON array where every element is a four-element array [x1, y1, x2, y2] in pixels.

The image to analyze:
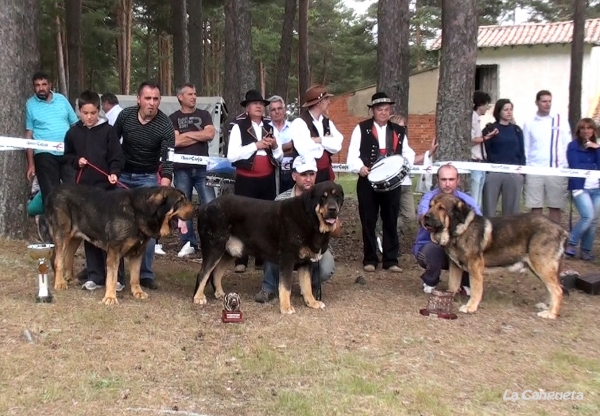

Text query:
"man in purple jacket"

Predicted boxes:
[[412, 164, 481, 294]]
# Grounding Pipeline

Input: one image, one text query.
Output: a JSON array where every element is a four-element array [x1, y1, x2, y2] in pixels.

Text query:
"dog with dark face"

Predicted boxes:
[[193, 180, 344, 314], [423, 193, 568, 319], [45, 185, 195, 305]]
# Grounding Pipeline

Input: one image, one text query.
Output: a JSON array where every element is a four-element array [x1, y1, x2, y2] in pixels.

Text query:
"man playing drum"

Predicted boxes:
[[347, 92, 415, 273]]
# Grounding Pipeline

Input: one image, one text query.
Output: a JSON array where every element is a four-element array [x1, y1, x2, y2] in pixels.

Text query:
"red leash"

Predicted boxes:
[[76, 161, 129, 189]]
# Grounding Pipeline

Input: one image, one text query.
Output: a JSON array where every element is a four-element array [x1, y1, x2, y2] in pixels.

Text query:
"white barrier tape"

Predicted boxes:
[[0, 136, 64, 153]]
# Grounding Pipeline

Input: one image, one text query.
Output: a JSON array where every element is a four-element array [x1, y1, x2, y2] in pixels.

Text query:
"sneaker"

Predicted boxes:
[[581, 250, 595, 261], [385, 265, 403, 273], [155, 244, 167, 255], [423, 283, 436, 294], [363, 264, 376, 273], [140, 278, 158, 290], [82, 281, 103, 291], [254, 290, 275, 303], [177, 242, 195, 258], [234, 264, 246, 273], [565, 245, 576, 258], [116, 282, 125, 292], [460, 286, 471, 297]]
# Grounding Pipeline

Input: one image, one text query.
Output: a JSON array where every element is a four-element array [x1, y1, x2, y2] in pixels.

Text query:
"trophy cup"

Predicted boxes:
[[419, 289, 457, 320], [222, 292, 243, 323], [27, 243, 55, 303]]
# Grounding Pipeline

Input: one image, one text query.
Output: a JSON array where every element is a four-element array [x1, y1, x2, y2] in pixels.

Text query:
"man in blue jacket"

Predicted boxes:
[[412, 164, 481, 294]]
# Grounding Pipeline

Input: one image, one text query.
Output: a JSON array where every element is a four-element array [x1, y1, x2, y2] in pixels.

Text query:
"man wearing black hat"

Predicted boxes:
[[227, 89, 283, 272], [290, 85, 343, 183], [347, 92, 415, 273]]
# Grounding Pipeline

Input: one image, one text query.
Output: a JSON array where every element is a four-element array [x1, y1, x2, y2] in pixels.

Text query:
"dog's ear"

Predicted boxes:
[[304, 185, 319, 215], [332, 183, 344, 208], [448, 198, 471, 228], [145, 188, 178, 219]]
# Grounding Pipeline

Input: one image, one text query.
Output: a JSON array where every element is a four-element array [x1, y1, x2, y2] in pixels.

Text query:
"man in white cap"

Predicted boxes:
[[254, 155, 337, 303]]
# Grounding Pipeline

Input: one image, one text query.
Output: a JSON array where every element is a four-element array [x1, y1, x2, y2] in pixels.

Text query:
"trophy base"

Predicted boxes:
[[419, 308, 457, 320], [36, 295, 54, 303], [222, 310, 243, 323]]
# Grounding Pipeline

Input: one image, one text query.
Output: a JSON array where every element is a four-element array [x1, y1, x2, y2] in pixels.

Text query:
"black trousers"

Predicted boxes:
[[416, 242, 470, 287], [316, 167, 332, 184], [357, 176, 401, 268], [233, 172, 277, 267], [34, 153, 76, 202], [84, 241, 125, 285]]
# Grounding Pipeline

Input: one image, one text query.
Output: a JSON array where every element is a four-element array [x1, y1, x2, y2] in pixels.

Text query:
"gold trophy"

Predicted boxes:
[[27, 243, 55, 303], [222, 292, 243, 323]]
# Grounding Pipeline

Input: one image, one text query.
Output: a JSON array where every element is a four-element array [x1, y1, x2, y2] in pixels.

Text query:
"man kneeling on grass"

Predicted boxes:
[[254, 156, 340, 303]]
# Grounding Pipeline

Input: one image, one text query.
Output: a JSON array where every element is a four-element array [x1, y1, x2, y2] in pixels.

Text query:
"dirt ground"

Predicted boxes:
[[0, 197, 599, 416]]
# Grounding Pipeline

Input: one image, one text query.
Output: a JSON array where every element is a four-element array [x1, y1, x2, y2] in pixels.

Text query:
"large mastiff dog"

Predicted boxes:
[[45, 185, 195, 305], [423, 193, 568, 319], [193, 181, 344, 314]]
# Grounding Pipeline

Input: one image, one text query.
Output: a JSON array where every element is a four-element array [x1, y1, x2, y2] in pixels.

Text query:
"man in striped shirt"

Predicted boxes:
[[113, 81, 176, 290]]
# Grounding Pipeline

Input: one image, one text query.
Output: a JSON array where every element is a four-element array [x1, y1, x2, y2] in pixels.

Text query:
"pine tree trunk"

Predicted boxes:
[[188, 0, 203, 93], [435, 0, 478, 167], [117, 0, 132, 94], [234, 0, 255, 96], [569, 0, 586, 132], [54, 3, 68, 96], [65, 0, 82, 106], [0, 0, 39, 237], [172, 0, 189, 90], [377, 0, 410, 118], [273, 0, 297, 101], [298, 0, 310, 104], [223, 0, 240, 139]]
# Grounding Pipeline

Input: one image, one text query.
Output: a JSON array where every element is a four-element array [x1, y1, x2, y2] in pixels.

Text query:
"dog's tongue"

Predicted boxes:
[[325, 218, 336, 224]]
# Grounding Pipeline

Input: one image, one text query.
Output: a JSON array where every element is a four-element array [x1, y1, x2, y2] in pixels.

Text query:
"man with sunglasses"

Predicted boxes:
[[267, 95, 294, 192], [254, 155, 337, 303]]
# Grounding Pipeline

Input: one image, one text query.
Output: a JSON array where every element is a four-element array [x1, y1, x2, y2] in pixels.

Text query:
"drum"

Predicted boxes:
[[367, 155, 411, 192]]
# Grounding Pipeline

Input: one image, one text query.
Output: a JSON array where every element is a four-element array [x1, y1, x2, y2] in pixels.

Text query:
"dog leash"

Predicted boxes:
[[76, 161, 129, 189]]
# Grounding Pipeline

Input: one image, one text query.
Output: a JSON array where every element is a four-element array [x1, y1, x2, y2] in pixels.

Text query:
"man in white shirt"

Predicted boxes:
[[289, 85, 343, 183], [347, 92, 413, 273], [227, 89, 283, 272], [267, 95, 294, 192], [522, 90, 571, 223], [100, 93, 123, 126]]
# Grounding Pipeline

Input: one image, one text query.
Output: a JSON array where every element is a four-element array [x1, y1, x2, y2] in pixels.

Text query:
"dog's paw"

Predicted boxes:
[[306, 300, 326, 310], [193, 295, 207, 305], [132, 289, 148, 300], [535, 302, 549, 310], [214, 290, 225, 299], [459, 304, 478, 314], [54, 281, 68, 290], [280, 305, 296, 314], [102, 296, 119, 306], [537, 310, 557, 319]]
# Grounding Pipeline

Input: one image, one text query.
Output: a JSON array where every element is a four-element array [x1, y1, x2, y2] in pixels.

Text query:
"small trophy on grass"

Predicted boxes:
[[222, 292, 243, 323], [27, 243, 54, 303]]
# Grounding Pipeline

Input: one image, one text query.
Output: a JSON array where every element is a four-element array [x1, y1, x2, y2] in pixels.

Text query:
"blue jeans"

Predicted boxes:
[[174, 167, 215, 248], [119, 172, 159, 280], [470, 170, 486, 209], [261, 250, 335, 294], [569, 188, 600, 251]]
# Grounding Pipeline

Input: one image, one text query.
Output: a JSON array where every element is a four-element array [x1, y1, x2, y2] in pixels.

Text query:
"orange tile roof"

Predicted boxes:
[[430, 18, 600, 50]]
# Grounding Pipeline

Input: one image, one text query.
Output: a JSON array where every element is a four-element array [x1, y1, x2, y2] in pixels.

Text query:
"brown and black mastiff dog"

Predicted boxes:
[[45, 184, 195, 305], [193, 180, 344, 314], [423, 193, 568, 319]]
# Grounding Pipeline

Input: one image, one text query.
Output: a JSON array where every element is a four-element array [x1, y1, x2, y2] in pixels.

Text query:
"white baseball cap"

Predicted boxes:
[[292, 155, 317, 173]]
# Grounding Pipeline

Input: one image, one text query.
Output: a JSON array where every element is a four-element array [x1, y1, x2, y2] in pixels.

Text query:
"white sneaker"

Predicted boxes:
[[423, 283, 436, 294], [155, 244, 167, 255], [116, 282, 125, 292], [82, 281, 104, 291], [177, 242, 195, 258]]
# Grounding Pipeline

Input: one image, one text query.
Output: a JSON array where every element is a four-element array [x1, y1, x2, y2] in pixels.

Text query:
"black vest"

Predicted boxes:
[[358, 118, 405, 168], [230, 114, 277, 170]]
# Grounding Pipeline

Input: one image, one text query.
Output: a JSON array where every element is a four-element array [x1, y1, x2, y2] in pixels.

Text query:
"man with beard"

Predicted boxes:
[[25, 71, 78, 204], [113, 81, 176, 290]]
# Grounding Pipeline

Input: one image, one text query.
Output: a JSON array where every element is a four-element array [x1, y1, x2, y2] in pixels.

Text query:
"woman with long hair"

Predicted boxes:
[[482, 98, 526, 217], [565, 118, 600, 261]]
